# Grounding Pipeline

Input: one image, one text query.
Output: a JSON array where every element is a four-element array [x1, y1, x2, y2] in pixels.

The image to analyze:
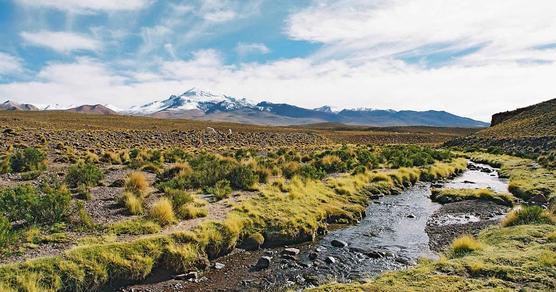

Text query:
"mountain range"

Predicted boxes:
[[1, 88, 489, 127]]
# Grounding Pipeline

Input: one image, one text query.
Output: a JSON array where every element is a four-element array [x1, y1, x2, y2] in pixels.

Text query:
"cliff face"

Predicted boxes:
[[491, 106, 530, 127]]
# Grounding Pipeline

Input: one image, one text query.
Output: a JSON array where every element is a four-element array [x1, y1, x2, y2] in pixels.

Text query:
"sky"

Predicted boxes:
[[1, 0, 556, 121]]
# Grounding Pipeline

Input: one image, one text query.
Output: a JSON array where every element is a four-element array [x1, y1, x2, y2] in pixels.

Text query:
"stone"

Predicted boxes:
[[330, 239, 348, 248], [308, 252, 318, 260], [407, 214, 416, 218], [283, 247, 300, 256], [213, 262, 225, 270], [174, 272, 197, 281], [325, 256, 337, 264], [255, 256, 272, 269]]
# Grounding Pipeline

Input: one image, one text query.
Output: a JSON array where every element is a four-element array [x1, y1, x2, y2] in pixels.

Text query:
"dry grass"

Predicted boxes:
[[501, 206, 555, 227], [125, 172, 149, 196], [121, 192, 143, 215], [451, 235, 482, 257], [149, 198, 177, 226]]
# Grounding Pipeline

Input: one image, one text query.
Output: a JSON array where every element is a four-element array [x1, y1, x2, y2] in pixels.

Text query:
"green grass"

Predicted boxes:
[[501, 205, 556, 227], [431, 188, 514, 206], [0, 154, 469, 291], [450, 235, 482, 257], [108, 219, 161, 236], [465, 152, 556, 205]]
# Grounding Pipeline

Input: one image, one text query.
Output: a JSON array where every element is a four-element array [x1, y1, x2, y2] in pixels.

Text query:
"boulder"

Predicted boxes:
[[325, 256, 337, 264], [283, 247, 300, 256], [330, 239, 348, 248], [255, 256, 272, 269]]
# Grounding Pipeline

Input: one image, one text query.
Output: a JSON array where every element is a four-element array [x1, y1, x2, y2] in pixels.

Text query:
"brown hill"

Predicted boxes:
[[0, 100, 39, 111], [66, 104, 117, 115]]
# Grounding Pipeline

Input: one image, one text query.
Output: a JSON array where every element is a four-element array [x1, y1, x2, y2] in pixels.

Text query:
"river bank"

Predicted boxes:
[[122, 161, 510, 291]]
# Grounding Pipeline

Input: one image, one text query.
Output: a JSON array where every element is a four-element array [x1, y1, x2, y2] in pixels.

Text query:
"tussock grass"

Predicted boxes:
[[451, 235, 482, 257], [178, 204, 208, 220], [124, 172, 149, 196], [431, 188, 514, 206], [120, 192, 143, 215], [501, 206, 555, 227], [149, 198, 177, 226]]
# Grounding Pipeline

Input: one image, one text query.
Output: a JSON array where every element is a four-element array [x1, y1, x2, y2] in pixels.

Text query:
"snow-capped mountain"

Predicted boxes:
[[1, 89, 490, 127], [127, 88, 254, 114]]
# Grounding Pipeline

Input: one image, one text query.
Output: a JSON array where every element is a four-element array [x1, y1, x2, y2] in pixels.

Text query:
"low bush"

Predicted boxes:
[[451, 235, 482, 257], [298, 164, 326, 180], [0, 215, 11, 249], [282, 161, 300, 179], [228, 165, 257, 190], [318, 155, 344, 173], [160, 162, 192, 181], [9, 147, 46, 173], [125, 172, 149, 196], [65, 162, 104, 188], [206, 180, 232, 200], [149, 197, 177, 225], [0, 184, 71, 225], [165, 188, 193, 209], [501, 206, 555, 227]]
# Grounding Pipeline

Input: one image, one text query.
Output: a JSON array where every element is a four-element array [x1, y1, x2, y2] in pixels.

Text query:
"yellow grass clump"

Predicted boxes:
[[125, 171, 149, 196], [149, 197, 177, 226]]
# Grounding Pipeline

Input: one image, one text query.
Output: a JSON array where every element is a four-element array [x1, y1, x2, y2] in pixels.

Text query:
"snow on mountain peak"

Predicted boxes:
[[128, 88, 255, 114]]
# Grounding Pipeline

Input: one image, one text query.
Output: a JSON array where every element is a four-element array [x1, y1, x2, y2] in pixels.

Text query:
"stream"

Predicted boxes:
[[124, 161, 510, 291]]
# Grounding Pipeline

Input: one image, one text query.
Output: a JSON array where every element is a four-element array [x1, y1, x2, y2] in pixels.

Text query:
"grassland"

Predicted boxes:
[[0, 141, 467, 291]]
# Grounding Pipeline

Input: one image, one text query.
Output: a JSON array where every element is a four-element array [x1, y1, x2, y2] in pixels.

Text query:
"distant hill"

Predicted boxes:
[[66, 104, 117, 115], [0, 100, 39, 111], [5, 88, 489, 127], [446, 98, 556, 155]]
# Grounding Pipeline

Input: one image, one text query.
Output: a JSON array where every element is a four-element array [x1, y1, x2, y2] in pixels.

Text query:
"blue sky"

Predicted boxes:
[[1, 0, 556, 121]]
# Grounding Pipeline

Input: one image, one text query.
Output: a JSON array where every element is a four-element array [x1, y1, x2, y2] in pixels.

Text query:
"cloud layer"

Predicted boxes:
[[2, 0, 556, 122]]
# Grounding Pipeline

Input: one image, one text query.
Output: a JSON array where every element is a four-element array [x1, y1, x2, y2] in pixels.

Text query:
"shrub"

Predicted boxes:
[[120, 192, 143, 215], [165, 188, 193, 209], [149, 197, 177, 225], [178, 204, 208, 220], [37, 184, 72, 224], [228, 165, 257, 190], [9, 147, 46, 173], [0, 185, 38, 223], [282, 161, 300, 179], [296, 164, 325, 180], [451, 235, 482, 257], [65, 162, 104, 188], [0, 215, 11, 249], [0, 184, 71, 225], [161, 163, 193, 181], [125, 172, 149, 196], [501, 206, 555, 227], [255, 168, 271, 184], [206, 180, 233, 200], [318, 155, 343, 173]]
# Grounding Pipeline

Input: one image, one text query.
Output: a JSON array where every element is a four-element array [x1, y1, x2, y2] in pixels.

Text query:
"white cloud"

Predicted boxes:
[[203, 10, 236, 23], [286, 0, 556, 63], [15, 0, 151, 13], [21, 31, 101, 53], [235, 42, 270, 56], [0, 53, 22, 75]]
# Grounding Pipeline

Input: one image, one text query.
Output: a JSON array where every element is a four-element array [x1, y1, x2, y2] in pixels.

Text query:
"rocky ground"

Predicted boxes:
[[426, 200, 508, 252]]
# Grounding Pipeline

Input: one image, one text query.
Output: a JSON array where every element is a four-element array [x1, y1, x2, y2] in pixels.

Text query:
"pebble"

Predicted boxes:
[[283, 247, 300, 256], [325, 256, 337, 264], [213, 262, 225, 270], [174, 272, 197, 281]]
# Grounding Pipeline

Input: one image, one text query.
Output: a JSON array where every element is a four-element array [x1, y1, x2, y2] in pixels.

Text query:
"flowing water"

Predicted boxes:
[[256, 161, 510, 290]]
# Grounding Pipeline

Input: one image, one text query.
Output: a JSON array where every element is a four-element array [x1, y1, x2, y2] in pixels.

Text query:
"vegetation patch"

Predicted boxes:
[[501, 205, 555, 227], [431, 188, 514, 206]]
